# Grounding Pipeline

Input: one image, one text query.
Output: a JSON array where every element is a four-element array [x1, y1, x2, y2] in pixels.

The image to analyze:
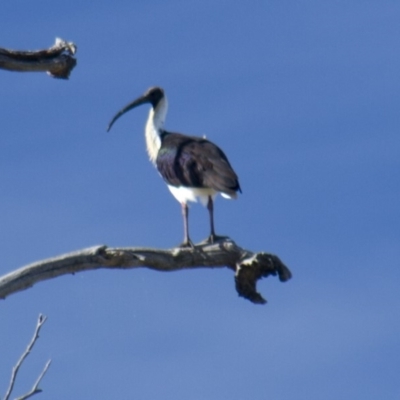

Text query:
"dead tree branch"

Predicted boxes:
[[0, 38, 77, 79], [3, 314, 51, 400], [0, 239, 291, 304]]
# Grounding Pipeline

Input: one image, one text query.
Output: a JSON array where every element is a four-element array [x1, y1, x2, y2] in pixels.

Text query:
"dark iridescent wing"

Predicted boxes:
[[156, 132, 241, 195]]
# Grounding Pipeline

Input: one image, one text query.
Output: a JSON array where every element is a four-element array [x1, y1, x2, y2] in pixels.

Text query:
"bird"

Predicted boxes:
[[107, 86, 241, 247]]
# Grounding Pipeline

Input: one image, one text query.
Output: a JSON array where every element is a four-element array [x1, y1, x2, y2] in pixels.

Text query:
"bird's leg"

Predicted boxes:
[[204, 196, 227, 244], [207, 196, 216, 243], [180, 202, 194, 248]]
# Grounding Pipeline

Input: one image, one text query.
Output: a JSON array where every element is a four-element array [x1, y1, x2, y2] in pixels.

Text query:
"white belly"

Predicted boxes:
[[167, 185, 218, 206]]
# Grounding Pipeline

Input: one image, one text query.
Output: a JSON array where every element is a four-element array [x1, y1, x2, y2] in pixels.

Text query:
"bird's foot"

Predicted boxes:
[[201, 234, 229, 245], [178, 239, 195, 249]]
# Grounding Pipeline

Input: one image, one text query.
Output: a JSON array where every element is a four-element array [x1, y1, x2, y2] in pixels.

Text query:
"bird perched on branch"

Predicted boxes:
[[107, 86, 241, 247]]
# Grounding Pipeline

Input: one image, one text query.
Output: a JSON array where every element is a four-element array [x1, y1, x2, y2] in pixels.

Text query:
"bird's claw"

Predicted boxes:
[[202, 234, 229, 245], [179, 239, 195, 249]]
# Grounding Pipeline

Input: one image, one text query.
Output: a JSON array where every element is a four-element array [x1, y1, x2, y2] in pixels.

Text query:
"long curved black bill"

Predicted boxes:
[[107, 96, 148, 132]]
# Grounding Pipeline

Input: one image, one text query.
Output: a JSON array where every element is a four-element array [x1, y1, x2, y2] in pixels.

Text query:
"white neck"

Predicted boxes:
[[145, 96, 168, 164]]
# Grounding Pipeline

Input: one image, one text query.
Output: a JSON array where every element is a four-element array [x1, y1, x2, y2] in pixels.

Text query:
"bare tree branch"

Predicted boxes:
[[0, 239, 291, 304], [3, 315, 51, 400], [0, 38, 77, 79], [14, 360, 51, 400]]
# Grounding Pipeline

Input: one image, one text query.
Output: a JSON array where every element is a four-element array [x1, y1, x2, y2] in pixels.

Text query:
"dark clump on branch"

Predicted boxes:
[[235, 252, 292, 304]]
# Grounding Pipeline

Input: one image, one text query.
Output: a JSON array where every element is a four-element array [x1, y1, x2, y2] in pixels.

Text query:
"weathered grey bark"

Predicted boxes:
[[0, 38, 77, 79], [0, 239, 291, 304]]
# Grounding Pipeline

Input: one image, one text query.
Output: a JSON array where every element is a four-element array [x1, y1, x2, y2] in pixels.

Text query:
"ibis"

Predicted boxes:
[[107, 87, 241, 247]]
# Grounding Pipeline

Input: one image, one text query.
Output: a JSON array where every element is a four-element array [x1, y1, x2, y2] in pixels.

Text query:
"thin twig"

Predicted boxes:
[[15, 360, 52, 400], [3, 315, 50, 400]]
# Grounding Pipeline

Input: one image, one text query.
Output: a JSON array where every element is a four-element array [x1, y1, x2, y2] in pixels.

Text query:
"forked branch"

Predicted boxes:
[[3, 314, 51, 400], [0, 239, 291, 304], [0, 38, 77, 79]]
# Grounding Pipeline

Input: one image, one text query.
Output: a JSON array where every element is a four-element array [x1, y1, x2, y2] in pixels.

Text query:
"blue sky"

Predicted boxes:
[[1, 1, 399, 399]]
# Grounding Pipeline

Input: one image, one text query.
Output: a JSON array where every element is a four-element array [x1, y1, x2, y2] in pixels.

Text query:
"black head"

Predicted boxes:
[[142, 86, 165, 108], [107, 86, 165, 132]]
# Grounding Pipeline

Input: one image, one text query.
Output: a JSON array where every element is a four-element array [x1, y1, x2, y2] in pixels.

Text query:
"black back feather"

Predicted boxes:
[[156, 132, 241, 196]]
